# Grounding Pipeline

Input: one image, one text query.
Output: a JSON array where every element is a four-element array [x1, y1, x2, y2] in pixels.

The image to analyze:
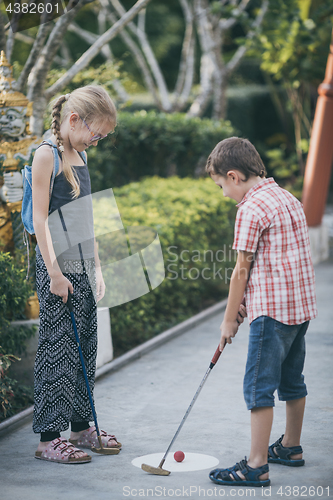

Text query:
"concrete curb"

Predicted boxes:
[[95, 298, 227, 380], [0, 298, 227, 436]]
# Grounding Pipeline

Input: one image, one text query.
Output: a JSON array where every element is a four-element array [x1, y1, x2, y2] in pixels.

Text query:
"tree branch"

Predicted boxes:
[[135, 9, 171, 110], [226, 0, 268, 75], [16, 21, 53, 92], [104, 7, 161, 107], [188, 0, 217, 117], [109, 0, 171, 110], [68, 20, 129, 101], [68, 21, 99, 45], [174, 0, 194, 97], [45, 0, 152, 99], [14, 32, 35, 45], [219, 0, 251, 32], [6, 27, 15, 62], [27, 0, 93, 101], [0, 10, 6, 54]]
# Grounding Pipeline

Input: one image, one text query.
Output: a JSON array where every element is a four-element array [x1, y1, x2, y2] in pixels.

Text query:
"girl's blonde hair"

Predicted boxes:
[[51, 85, 117, 198]]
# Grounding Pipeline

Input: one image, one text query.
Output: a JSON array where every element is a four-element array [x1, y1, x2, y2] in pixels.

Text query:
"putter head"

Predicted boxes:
[[91, 446, 120, 455], [141, 463, 171, 476]]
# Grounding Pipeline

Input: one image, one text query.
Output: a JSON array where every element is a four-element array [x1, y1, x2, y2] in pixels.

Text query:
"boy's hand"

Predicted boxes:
[[219, 319, 239, 351], [237, 303, 247, 324]]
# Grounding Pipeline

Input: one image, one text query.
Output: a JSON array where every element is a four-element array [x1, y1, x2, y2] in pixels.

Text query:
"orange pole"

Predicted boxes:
[[302, 29, 333, 227]]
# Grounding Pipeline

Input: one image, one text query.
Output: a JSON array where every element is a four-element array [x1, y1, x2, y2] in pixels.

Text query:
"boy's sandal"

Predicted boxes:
[[209, 457, 270, 487], [268, 435, 304, 467], [69, 426, 122, 450], [35, 437, 91, 464]]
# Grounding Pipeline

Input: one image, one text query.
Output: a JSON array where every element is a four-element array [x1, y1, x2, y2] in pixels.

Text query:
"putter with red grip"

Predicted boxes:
[[67, 291, 120, 455], [141, 345, 222, 475]]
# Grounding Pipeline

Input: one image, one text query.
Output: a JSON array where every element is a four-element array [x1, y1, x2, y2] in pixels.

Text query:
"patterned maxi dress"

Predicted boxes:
[[33, 155, 97, 434]]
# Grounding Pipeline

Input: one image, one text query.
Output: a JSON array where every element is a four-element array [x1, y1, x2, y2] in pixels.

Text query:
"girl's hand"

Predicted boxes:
[[50, 272, 73, 303], [96, 267, 105, 303]]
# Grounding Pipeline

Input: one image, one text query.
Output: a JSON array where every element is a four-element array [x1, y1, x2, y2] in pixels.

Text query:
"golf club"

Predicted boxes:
[[67, 291, 120, 455], [141, 344, 223, 475]]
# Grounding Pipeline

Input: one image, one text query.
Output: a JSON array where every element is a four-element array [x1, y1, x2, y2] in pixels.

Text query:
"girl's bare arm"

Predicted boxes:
[[32, 146, 73, 301]]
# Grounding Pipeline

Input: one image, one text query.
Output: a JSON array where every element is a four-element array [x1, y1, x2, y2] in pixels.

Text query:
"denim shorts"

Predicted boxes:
[[243, 316, 309, 410]]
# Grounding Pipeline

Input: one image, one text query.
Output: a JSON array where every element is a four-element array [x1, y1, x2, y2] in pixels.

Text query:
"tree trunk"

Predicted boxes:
[[105, 8, 162, 109], [135, 10, 171, 111], [286, 85, 304, 172], [6, 28, 15, 62], [27, 0, 91, 105], [175, 34, 195, 111], [190, 0, 268, 119], [29, 95, 48, 139], [188, 54, 214, 117], [211, 23, 225, 120], [187, 0, 217, 117], [16, 22, 53, 93], [0, 11, 6, 54], [213, 69, 228, 120], [109, 0, 171, 111], [174, 0, 194, 97]]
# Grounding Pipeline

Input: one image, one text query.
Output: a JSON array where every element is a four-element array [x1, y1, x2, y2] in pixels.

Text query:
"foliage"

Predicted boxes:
[[0, 347, 34, 421], [88, 111, 235, 191], [0, 349, 19, 418], [0, 252, 36, 421], [104, 176, 237, 355], [44, 61, 135, 130], [46, 62, 123, 92], [250, 0, 333, 168], [255, 0, 333, 86], [123, 85, 282, 144], [257, 138, 304, 199], [0, 252, 32, 319], [0, 251, 35, 357]]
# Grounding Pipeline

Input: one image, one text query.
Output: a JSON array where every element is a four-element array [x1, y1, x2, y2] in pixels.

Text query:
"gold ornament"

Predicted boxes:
[[0, 50, 40, 250]]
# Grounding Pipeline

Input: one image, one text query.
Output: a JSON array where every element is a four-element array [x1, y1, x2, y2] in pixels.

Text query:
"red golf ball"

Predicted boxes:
[[174, 451, 185, 462]]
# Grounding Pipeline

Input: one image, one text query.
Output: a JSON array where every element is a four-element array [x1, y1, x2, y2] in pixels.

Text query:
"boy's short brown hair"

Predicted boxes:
[[205, 137, 266, 180]]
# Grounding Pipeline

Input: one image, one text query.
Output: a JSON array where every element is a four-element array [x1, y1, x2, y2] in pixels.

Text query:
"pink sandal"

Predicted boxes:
[[69, 426, 122, 450], [35, 437, 91, 464]]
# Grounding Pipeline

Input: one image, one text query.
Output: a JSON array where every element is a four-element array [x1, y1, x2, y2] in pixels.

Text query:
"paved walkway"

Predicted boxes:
[[0, 260, 332, 500]]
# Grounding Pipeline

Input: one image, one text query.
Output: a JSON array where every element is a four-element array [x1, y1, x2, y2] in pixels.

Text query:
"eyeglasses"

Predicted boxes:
[[80, 116, 108, 142]]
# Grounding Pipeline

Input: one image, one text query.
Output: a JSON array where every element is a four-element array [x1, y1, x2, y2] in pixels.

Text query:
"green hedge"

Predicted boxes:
[[0, 252, 35, 421], [122, 85, 283, 144], [88, 111, 235, 191], [104, 176, 237, 356]]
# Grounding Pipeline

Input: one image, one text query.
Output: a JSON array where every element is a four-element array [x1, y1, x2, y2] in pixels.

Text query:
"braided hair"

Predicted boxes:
[[52, 94, 68, 153], [51, 93, 80, 198], [50, 86, 117, 198]]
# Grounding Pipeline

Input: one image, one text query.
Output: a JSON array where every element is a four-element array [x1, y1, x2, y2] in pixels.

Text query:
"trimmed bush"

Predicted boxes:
[[0, 252, 35, 354], [120, 85, 283, 145], [102, 176, 237, 356], [0, 348, 34, 421], [88, 111, 235, 191], [0, 252, 35, 421]]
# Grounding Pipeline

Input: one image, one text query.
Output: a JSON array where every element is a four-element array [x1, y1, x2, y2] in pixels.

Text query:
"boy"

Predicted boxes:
[[206, 137, 317, 487]]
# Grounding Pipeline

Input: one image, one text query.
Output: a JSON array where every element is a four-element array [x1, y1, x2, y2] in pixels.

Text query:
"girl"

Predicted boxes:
[[32, 86, 121, 464]]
